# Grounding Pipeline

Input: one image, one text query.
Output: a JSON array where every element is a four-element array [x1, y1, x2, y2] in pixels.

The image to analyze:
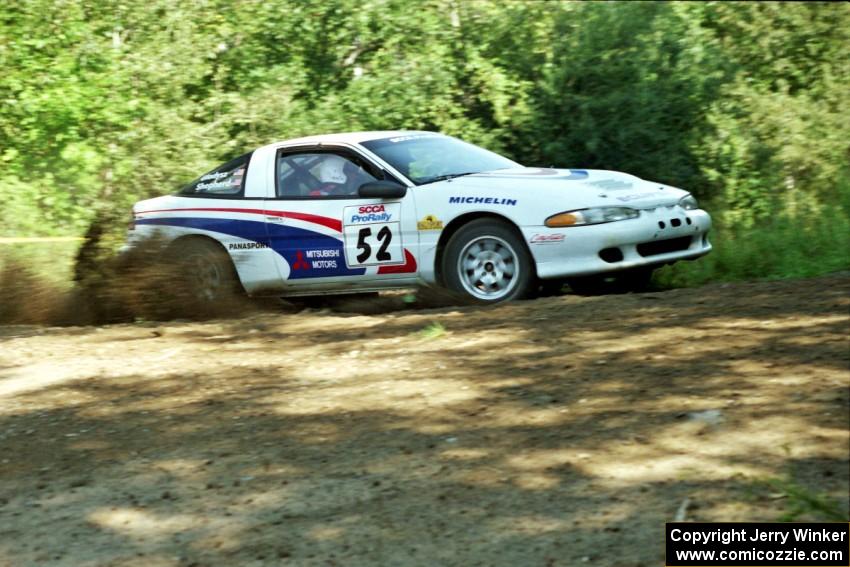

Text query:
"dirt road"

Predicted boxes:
[[1, 275, 848, 566]]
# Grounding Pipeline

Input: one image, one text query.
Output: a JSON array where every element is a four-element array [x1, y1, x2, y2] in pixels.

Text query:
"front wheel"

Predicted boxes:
[[442, 219, 534, 303]]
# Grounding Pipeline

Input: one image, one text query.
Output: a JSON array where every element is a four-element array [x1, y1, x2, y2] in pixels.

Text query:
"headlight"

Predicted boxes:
[[678, 195, 699, 210], [545, 206, 640, 227]]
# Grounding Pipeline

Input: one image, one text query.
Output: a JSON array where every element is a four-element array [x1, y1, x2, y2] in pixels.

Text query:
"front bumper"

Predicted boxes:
[[525, 206, 712, 279]]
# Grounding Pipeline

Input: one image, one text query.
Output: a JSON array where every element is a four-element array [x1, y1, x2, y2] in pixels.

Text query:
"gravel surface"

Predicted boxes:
[[1, 274, 848, 566]]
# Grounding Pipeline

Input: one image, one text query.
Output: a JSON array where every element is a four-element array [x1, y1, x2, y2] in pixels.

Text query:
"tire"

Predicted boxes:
[[568, 267, 655, 295], [172, 239, 241, 303], [442, 219, 534, 303]]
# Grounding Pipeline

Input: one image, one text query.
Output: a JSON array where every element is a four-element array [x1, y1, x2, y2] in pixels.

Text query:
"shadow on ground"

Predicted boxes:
[[0, 274, 847, 566]]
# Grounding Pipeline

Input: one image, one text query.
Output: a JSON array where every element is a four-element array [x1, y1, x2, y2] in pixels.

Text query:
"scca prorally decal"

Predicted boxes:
[[344, 203, 400, 226], [449, 196, 517, 206], [349, 204, 391, 224], [229, 242, 268, 250]]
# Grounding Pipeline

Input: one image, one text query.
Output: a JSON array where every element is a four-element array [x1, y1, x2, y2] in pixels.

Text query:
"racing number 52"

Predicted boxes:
[[355, 226, 392, 263]]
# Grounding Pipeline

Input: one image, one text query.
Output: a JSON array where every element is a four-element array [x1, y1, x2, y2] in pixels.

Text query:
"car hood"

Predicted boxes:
[[436, 168, 689, 209]]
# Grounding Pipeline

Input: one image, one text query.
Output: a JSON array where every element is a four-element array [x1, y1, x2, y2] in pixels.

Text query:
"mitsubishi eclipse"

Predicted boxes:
[[126, 131, 712, 303]]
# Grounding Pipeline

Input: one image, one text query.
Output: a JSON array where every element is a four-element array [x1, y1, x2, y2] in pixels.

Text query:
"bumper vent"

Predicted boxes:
[[599, 247, 624, 263], [637, 236, 692, 257]]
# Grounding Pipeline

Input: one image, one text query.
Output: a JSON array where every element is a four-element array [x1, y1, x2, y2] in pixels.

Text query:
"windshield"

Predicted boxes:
[[360, 134, 520, 185]]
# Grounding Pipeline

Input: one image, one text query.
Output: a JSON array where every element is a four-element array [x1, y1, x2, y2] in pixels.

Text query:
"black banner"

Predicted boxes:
[[666, 523, 849, 566]]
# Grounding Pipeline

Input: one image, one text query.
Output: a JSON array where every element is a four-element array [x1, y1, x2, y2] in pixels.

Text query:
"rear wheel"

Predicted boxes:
[[172, 239, 240, 303], [442, 219, 534, 303]]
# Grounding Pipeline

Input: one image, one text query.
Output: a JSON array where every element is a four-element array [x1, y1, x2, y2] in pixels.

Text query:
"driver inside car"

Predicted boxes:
[[310, 155, 361, 196]]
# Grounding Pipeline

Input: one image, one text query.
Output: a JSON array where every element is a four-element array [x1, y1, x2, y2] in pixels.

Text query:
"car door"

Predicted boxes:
[[262, 145, 418, 290]]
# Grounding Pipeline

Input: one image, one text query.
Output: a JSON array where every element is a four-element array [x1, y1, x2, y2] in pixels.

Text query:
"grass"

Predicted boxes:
[[418, 322, 447, 340], [0, 240, 81, 289], [747, 475, 849, 522], [655, 209, 850, 288]]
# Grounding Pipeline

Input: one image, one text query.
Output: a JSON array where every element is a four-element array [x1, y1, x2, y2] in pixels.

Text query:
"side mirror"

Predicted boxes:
[[358, 180, 407, 199]]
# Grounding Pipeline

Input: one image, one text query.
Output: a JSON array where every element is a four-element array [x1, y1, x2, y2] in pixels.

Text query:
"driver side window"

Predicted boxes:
[[276, 151, 377, 199]]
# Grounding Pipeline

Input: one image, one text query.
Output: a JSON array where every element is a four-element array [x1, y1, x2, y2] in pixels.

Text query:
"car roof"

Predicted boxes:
[[259, 130, 441, 151]]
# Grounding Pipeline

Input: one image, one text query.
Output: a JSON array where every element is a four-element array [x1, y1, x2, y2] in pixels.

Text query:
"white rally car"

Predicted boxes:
[[127, 131, 711, 303]]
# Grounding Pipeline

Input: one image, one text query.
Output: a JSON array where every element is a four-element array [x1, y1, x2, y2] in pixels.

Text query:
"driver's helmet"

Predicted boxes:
[[315, 155, 348, 185]]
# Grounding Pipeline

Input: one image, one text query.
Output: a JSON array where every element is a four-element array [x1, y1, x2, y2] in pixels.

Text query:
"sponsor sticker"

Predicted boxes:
[[417, 215, 444, 230], [292, 248, 342, 270], [529, 234, 565, 245], [228, 242, 268, 250], [345, 203, 399, 224], [448, 196, 517, 206], [342, 203, 404, 267]]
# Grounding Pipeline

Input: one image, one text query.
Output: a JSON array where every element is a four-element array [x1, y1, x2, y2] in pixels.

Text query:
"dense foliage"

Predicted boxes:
[[1, 0, 848, 283]]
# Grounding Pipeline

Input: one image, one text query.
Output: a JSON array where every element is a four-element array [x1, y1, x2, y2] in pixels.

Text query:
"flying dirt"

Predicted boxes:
[[0, 274, 847, 567]]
